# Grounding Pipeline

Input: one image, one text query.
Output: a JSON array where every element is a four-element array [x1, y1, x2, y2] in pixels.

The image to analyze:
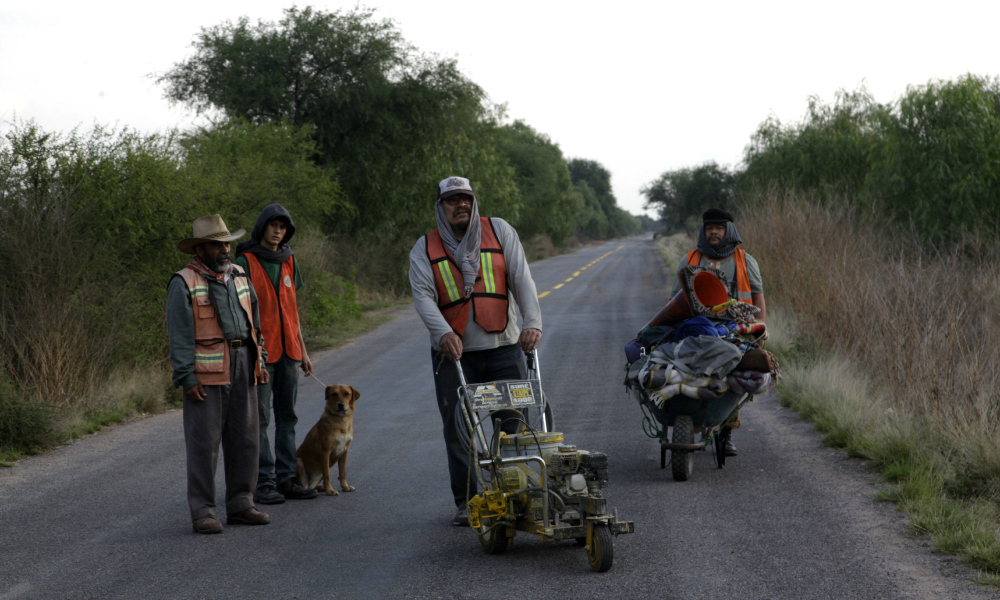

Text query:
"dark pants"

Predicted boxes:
[[256, 355, 301, 488], [183, 346, 259, 521], [431, 343, 526, 507]]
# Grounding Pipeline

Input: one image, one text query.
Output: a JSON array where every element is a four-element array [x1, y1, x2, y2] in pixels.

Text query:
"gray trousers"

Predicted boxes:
[[183, 346, 259, 521]]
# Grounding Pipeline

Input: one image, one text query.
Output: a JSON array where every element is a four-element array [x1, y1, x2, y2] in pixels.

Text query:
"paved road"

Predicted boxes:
[[1, 237, 994, 600]]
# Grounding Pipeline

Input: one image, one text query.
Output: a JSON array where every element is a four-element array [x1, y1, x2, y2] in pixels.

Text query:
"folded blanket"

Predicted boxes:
[[726, 370, 772, 395], [640, 360, 730, 407], [728, 321, 766, 337], [674, 316, 729, 341], [651, 335, 743, 379]]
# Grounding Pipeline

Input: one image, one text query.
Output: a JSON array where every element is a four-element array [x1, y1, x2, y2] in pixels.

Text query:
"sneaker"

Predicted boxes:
[[192, 515, 223, 534], [254, 485, 286, 505], [277, 477, 319, 500], [227, 507, 270, 526], [453, 506, 469, 527]]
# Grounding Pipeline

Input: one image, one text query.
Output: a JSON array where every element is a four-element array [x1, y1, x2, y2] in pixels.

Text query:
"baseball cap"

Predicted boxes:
[[437, 176, 475, 200]]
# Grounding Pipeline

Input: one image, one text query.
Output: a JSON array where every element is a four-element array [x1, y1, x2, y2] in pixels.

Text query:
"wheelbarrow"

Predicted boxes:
[[625, 354, 754, 481]]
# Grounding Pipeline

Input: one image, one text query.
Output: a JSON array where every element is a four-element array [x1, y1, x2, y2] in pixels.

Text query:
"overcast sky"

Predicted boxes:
[[2, 0, 998, 217]]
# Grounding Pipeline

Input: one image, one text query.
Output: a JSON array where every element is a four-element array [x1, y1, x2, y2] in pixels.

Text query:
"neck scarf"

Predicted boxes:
[[435, 198, 481, 298], [187, 255, 231, 283], [697, 222, 743, 259]]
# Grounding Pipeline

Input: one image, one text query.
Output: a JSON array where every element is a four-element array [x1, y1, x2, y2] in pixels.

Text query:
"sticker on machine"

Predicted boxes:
[[507, 382, 536, 405], [472, 384, 503, 407]]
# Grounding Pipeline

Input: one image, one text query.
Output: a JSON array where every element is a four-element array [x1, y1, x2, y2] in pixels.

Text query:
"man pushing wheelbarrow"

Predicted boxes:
[[624, 208, 778, 480]]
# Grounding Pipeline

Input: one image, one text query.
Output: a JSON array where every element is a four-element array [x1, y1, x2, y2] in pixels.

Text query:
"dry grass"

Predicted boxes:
[[654, 231, 695, 271], [741, 191, 1000, 454], [740, 190, 1000, 576]]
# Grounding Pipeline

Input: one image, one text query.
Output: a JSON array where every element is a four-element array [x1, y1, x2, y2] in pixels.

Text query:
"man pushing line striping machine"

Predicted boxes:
[[457, 349, 634, 573]]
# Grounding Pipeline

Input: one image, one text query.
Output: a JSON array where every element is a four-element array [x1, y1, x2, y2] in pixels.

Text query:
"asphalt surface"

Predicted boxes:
[[1, 236, 995, 600]]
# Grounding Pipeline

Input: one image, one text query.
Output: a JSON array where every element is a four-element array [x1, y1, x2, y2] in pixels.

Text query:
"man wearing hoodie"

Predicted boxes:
[[409, 176, 543, 526], [669, 207, 767, 457], [235, 204, 318, 504]]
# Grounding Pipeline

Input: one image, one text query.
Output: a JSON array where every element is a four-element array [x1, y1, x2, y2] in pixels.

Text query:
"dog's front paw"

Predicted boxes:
[[341, 485, 355, 492], [325, 488, 340, 496]]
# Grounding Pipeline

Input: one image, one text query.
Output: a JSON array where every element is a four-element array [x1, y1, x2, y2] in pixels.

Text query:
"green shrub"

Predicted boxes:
[[0, 371, 54, 456]]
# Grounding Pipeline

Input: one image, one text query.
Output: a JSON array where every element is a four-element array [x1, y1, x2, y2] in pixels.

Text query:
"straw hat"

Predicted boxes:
[[178, 215, 246, 254]]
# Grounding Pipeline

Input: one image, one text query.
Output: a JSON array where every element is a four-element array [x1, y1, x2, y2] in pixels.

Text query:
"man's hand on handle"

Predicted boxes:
[[440, 332, 464, 362], [518, 328, 542, 354]]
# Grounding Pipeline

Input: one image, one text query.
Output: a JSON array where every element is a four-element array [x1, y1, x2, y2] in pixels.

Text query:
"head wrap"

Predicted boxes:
[[434, 196, 481, 298], [697, 221, 743, 259]]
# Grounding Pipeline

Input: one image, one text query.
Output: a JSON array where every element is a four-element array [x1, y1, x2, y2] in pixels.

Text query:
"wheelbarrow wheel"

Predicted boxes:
[[586, 523, 614, 572], [478, 516, 509, 555], [671, 415, 694, 481]]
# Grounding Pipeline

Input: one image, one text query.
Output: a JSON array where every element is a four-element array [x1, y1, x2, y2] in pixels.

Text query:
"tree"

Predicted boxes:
[[496, 121, 576, 245], [642, 162, 735, 234], [567, 159, 639, 238], [159, 6, 519, 238]]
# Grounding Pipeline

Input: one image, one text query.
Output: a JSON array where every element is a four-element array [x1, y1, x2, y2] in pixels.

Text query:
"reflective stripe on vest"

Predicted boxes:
[[437, 260, 462, 303], [242, 253, 303, 363], [175, 265, 264, 386], [686, 248, 754, 303], [425, 217, 509, 337]]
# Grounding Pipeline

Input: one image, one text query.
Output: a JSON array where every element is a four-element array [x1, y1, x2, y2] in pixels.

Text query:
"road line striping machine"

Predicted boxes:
[[457, 350, 633, 572]]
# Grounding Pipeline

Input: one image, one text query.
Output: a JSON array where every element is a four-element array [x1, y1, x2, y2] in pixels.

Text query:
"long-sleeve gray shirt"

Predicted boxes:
[[166, 267, 264, 391], [409, 217, 542, 351]]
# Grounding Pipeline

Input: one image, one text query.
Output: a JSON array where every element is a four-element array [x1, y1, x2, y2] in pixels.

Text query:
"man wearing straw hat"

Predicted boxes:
[[670, 208, 767, 456], [167, 214, 272, 534], [409, 176, 543, 527]]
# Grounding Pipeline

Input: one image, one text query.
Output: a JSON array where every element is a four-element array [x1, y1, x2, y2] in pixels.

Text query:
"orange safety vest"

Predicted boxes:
[[686, 248, 753, 304], [175, 265, 264, 386], [425, 217, 509, 337], [242, 253, 302, 364]]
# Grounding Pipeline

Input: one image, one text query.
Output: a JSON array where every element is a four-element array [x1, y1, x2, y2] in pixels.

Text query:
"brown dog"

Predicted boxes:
[[296, 385, 360, 496]]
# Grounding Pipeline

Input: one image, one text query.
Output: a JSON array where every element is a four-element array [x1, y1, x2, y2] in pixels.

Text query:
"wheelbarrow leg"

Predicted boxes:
[[660, 444, 667, 469]]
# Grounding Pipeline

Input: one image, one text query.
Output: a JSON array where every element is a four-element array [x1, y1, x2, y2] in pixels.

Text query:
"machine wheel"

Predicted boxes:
[[478, 516, 509, 555], [671, 415, 695, 482], [586, 523, 614, 572]]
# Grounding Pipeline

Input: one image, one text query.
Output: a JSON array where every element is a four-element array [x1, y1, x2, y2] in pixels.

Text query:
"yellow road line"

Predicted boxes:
[[553, 284, 564, 289], [573, 271, 580, 276], [564, 278, 573, 283], [581, 267, 588, 271], [538, 291, 550, 298]]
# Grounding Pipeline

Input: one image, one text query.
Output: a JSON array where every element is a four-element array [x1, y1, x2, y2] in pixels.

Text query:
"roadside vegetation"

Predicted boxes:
[[0, 6, 652, 463], [647, 74, 1000, 581]]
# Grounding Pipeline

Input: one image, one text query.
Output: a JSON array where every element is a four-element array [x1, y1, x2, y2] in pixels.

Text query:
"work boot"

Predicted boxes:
[[227, 507, 271, 526], [453, 506, 469, 527], [254, 485, 286, 505], [277, 477, 319, 500], [723, 432, 738, 457], [192, 515, 223, 534]]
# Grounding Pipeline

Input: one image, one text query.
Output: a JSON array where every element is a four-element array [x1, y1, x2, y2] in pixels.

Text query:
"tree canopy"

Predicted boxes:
[[641, 161, 736, 234], [160, 6, 519, 237]]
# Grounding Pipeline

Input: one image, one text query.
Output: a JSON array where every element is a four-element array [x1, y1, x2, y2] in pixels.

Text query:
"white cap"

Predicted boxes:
[[437, 176, 475, 200]]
